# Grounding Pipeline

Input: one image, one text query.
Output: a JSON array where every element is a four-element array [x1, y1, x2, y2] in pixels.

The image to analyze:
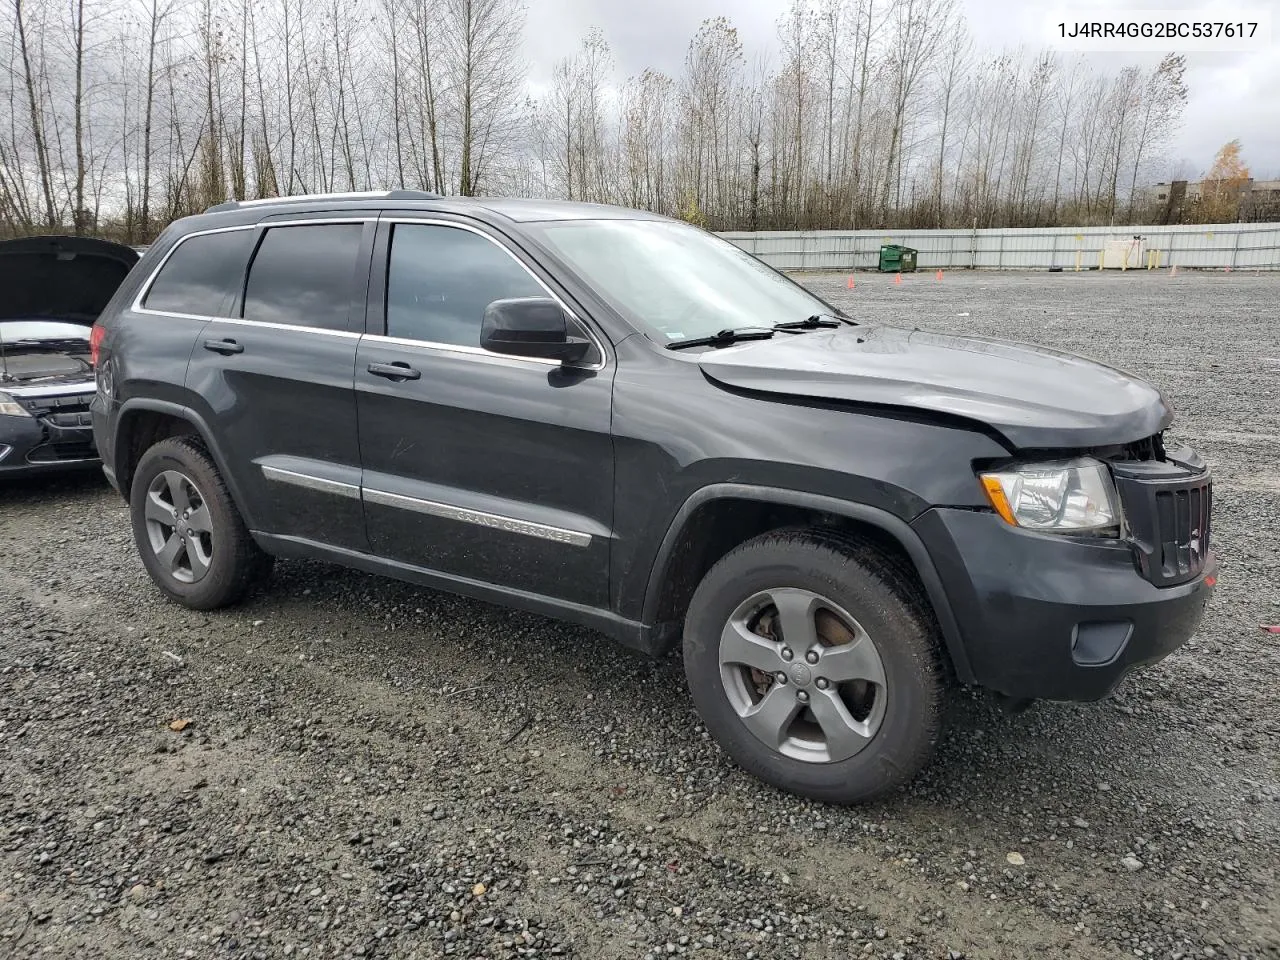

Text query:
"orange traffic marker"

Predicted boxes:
[[894, 273, 903, 285], [847, 275, 855, 289], [935, 269, 943, 281], [1170, 264, 1178, 277]]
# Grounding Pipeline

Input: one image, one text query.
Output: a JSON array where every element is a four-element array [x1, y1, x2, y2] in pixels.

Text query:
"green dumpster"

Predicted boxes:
[[878, 244, 918, 273]]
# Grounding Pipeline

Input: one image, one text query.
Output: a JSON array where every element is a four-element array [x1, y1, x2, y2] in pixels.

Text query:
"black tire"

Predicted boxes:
[[129, 436, 271, 610], [683, 529, 945, 804]]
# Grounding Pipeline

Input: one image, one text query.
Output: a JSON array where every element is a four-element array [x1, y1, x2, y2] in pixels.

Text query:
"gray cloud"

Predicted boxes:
[[523, 0, 1278, 178]]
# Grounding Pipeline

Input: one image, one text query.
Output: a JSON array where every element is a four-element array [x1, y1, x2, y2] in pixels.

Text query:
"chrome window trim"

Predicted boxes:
[[128, 215, 610, 372], [379, 217, 608, 371], [361, 332, 558, 365], [131, 218, 373, 325], [363, 487, 593, 547], [204, 317, 362, 339], [261, 465, 362, 500], [131, 223, 255, 319]]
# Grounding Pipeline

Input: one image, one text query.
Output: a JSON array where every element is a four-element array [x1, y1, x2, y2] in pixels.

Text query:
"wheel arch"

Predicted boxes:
[[640, 483, 975, 684], [113, 399, 258, 530]]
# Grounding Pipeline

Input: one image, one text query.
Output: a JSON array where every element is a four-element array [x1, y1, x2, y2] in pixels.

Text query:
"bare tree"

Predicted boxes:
[[680, 18, 743, 222], [1125, 54, 1186, 220], [931, 13, 968, 226], [0, 0, 1210, 239], [880, 0, 952, 218], [444, 0, 526, 195], [775, 1, 814, 227], [1049, 55, 1085, 222], [13, 0, 58, 226]]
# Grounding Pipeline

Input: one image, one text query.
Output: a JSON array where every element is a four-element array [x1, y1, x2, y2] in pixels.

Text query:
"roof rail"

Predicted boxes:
[[204, 189, 442, 214]]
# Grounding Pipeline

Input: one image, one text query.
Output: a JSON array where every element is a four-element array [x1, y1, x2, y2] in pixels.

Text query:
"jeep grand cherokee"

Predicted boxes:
[[91, 192, 1215, 803]]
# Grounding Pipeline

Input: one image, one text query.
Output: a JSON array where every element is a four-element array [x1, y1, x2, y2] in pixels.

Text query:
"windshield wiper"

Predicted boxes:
[[773, 315, 842, 332], [666, 314, 851, 350], [666, 328, 775, 350]]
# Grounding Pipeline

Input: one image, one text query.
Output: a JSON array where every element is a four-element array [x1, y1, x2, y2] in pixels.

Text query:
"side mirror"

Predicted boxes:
[[481, 297, 591, 364]]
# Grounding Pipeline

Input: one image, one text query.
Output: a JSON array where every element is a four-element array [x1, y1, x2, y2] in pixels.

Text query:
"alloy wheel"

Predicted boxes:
[[718, 588, 887, 763], [143, 469, 214, 584]]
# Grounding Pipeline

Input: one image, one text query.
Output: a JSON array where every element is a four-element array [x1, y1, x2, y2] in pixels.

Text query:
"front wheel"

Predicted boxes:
[[683, 529, 946, 804]]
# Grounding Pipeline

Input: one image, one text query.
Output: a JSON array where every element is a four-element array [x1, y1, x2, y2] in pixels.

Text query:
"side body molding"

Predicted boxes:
[[640, 483, 975, 683]]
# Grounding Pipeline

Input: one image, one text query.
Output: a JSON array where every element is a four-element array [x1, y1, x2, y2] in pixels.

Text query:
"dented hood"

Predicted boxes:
[[697, 325, 1173, 449]]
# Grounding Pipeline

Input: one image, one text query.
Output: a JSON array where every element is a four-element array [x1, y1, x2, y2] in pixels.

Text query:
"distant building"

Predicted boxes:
[[1139, 178, 1280, 223]]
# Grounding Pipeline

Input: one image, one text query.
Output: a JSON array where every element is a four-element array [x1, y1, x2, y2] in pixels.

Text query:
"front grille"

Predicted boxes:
[[1113, 456, 1212, 586], [21, 392, 93, 418], [1152, 481, 1211, 581], [15, 390, 97, 463], [42, 410, 94, 427]]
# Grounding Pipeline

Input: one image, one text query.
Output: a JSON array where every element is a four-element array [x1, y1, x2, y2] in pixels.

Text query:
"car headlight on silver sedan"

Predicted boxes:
[[979, 457, 1120, 536], [0, 392, 32, 417]]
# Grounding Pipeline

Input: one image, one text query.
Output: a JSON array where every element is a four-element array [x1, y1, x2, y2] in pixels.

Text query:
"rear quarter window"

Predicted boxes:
[[142, 229, 255, 317]]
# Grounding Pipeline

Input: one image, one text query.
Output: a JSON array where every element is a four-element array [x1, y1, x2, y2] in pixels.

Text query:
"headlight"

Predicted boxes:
[[979, 457, 1120, 536], [0, 392, 31, 417]]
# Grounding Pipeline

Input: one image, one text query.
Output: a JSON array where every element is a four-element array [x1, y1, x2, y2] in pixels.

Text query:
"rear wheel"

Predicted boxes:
[[129, 437, 271, 609], [683, 529, 945, 804]]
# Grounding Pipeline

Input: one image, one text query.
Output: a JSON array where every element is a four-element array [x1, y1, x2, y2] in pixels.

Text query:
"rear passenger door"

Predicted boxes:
[[184, 214, 374, 551], [355, 216, 615, 608], [121, 226, 257, 417]]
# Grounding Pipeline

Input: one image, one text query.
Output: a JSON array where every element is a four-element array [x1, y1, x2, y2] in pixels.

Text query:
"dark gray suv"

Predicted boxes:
[[91, 191, 1215, 803]]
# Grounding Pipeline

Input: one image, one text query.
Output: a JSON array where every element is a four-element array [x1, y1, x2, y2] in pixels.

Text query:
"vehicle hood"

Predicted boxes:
[[0, 235, 138, 324], [697, 325, 1172, 449]]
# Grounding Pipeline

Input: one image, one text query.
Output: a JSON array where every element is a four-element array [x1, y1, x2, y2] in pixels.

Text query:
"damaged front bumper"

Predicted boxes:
[[914, 506, 1215, 700], [913, 448, 1215, 701]]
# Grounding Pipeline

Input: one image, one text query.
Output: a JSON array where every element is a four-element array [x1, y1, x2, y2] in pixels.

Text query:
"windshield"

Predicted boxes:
[[528, 219, 837, 344]]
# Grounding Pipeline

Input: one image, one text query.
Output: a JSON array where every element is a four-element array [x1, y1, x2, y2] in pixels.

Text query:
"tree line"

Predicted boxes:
[[0, 0, 1242, 242]]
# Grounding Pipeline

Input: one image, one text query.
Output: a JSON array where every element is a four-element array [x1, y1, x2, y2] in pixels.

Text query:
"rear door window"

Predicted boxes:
[[242, 224, 364, 331], [142, 229, 255, 316]]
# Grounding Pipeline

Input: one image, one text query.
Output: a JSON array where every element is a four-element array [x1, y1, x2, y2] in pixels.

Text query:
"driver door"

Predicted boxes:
[[354, 217, 615, 608]]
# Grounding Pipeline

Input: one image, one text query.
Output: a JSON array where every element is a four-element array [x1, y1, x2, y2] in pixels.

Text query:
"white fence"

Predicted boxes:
[[719, 223, 1280, 272]]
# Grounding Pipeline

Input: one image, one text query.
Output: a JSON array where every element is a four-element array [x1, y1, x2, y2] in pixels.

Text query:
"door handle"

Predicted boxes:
[[203, 338, 244, 355], [367, 361, 421, 381]]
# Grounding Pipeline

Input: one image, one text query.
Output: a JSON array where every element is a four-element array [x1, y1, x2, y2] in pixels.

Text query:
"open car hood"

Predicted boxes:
[[697, 325, 1173, 449], [0, 235, 138, 324]]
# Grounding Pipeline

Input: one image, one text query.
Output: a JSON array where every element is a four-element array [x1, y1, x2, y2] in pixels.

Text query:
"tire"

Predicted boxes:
[[129, 436, 272, 610], [682, 529, 945, 804]]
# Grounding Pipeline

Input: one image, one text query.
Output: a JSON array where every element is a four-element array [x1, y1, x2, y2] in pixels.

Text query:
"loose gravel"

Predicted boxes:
[[1, 269, 1278, 960]]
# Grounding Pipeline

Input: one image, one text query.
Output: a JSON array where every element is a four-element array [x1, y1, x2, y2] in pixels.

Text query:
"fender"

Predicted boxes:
[[640, 483, 975, 684], [113, 397, 261, 531]]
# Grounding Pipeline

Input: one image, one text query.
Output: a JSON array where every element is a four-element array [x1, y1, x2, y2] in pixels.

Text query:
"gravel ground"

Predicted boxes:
[[1, 269, 1278, 960]]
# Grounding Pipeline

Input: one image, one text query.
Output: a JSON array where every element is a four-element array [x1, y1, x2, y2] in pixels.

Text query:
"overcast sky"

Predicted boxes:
[[522, 0, 1279, 180]]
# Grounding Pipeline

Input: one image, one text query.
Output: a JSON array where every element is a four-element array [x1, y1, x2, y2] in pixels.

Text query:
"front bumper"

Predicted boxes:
[[0, 412, 99, 477], [913, 507, 1215, 701]]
